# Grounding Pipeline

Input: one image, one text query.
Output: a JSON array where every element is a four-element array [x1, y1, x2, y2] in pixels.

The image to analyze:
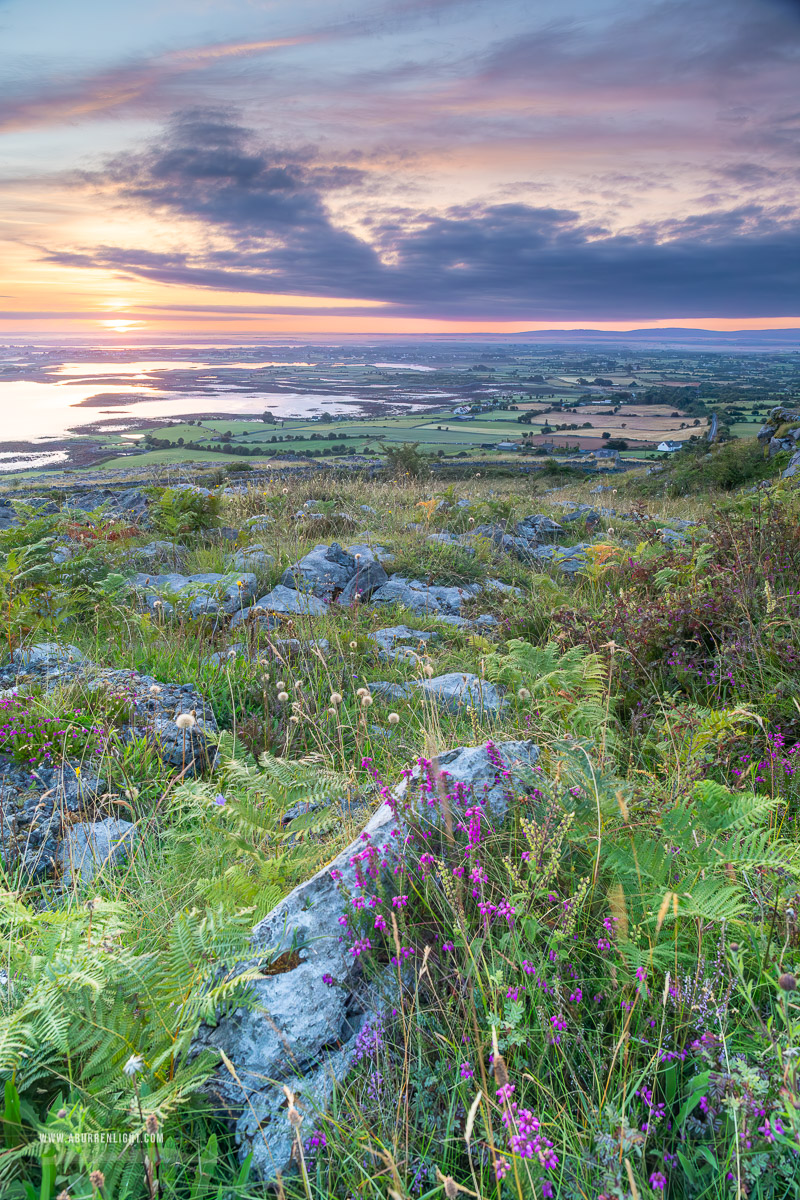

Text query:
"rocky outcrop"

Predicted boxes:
[[253, 585, 329, 617], [281, 542, 356, 599], [57, 818, 138, 887], [197, 739, 539, 1182], [370, 672, 505, 715], [757, 406, 800, 464], [0, 645, 217, 879], [231, 546, 275, 573], [366, 626, 438, 662], [279, 543, 389, 604], [129, 572, 258, 619], [370, 576, 479, 617]]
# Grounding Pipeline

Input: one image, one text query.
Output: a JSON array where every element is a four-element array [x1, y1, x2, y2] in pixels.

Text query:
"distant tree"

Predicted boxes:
[[379, 442, 430, 478], [602, 431, 611, 439], [261, 411, 276, 424]]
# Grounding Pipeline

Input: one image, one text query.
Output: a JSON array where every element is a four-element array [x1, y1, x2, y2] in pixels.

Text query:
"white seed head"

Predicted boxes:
[[289, 714, 300, 724], [277, 680, 286, 690], [148, 685, 162, 696], [356, 686, 369, 697], [123, 1054, 144, 1077], [349, 640, 358, 650], [388, 712, 400, 725], [330, 692, 343, 705], [361, 694, 373, 707], [175, 712, 196, 730], [517, 687, 531, 700], [277, 691, 289, 702], [294, 679, 303, 690], [423, 664, 434, 678], [327, 707, 337, 716]]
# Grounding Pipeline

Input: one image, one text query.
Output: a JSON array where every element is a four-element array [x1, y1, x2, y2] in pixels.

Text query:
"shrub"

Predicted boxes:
[[379, 442, 431, 478]]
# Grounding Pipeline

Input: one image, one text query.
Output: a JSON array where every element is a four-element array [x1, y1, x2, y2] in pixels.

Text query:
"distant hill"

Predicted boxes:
[[513, 327, 800, 348]]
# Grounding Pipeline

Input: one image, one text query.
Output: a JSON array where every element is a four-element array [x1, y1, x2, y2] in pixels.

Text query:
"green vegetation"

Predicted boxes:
[[1, 433, 800, 1196]]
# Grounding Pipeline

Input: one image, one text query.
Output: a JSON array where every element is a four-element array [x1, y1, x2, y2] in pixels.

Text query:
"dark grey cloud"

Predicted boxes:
[[42, 110, 800, 321], [100, 110, 367, 232]]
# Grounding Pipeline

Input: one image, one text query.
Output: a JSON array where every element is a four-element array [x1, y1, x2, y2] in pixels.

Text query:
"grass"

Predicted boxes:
[[1, 437, 800, 1197]]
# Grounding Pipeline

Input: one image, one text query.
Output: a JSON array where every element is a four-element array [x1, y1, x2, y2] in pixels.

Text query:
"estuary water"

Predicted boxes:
[[0, 379, 367, 442]]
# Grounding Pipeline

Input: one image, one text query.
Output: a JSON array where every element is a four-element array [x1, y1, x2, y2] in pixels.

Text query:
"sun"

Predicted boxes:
[[98, 319, 143, 332]]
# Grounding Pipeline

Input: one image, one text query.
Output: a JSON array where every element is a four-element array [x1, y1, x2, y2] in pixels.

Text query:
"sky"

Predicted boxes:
[[1, 0, 799, 337]]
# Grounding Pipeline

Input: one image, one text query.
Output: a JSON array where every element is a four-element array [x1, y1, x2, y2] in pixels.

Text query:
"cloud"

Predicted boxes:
[[42, 110, 800, 321], [0, 35, 311, 134]]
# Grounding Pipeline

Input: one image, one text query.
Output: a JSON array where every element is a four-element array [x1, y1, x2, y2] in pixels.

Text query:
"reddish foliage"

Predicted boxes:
[[63, 522, 140, 544]]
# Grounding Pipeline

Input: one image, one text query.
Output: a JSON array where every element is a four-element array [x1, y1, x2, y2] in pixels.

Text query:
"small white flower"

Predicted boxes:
[[123, 1054, 144, 1077], [175, 712, 196, 730]]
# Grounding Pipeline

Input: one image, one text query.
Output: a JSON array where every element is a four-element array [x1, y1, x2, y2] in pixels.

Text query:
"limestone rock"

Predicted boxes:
[[367, 626, 437, 662], [13, 643, 84, 672], [57, 818, 138, 887], [371, 672, 504, 715], [197, 739, 538, 1182], [231, 547, 275, 573], [127, 541, 185, 567], [254, 585, 329, 617], [337, 560, 389, 605], [280, 543, 356, 599]]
